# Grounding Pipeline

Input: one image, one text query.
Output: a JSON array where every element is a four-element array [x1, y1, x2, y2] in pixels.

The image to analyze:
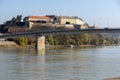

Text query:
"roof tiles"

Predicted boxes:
[[29, 16, 50, 19]]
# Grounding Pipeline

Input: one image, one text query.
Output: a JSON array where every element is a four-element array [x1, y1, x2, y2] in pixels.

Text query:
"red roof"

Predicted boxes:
[[29, 16, 50, 19]]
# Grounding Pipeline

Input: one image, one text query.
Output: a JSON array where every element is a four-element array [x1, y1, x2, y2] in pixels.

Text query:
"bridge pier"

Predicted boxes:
[[35, 35, 45, 54]]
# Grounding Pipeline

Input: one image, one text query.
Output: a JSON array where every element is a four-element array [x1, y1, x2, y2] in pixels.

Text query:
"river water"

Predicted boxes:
[[0, 46, 120, 80]]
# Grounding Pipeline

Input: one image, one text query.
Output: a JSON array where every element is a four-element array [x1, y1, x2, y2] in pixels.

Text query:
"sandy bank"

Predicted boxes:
[[0, 41, 19, 47], [104, 77, 120, 80]]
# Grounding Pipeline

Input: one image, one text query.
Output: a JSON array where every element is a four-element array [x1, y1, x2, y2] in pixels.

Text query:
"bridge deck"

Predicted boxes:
[[0, 29, 120, 38]]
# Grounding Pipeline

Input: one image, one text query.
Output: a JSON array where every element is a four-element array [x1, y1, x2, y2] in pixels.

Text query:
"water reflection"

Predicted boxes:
[[0, 46, 120, 80], [0, 48, 46, 80], [37, 49, 45, 54]]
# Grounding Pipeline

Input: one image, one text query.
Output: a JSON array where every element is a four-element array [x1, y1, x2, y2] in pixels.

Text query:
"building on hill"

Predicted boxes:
[[24, 16, 50, 22], [58, 16, 89, 29], [23, 15, 88, 30], [59, 16, 85, 25], [46, 15, 89, 29], [24, 16, 51, 29], [0, 15, 89, 33], [46, 15, 60, 24]]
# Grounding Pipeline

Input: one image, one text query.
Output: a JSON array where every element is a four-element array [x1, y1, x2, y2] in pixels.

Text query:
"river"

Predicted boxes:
[[0, 46, 120, 80]]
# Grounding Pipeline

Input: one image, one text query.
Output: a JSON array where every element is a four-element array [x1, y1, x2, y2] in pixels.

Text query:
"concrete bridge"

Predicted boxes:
[[0, 28, 120, 52]]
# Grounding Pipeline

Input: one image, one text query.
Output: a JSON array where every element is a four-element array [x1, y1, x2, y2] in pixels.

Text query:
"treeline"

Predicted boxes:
[[46, 34, 118, 46], [8, 33, 118, 47], [4, 15, 25, 26], [0, 15, 26, 33]]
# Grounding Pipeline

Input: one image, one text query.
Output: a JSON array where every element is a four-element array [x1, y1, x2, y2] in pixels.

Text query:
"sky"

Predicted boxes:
[[0, 0, 120, 28]]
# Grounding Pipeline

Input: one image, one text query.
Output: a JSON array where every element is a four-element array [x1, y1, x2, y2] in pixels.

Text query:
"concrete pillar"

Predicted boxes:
[[35, 36, 45, 53]]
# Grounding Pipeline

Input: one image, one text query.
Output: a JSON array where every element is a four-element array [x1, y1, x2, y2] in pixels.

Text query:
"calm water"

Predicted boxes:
[[0, 46, 120, 80]]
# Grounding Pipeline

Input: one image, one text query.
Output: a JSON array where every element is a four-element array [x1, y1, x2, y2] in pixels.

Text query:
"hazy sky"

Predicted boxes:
[[0, 0, 120, 28]]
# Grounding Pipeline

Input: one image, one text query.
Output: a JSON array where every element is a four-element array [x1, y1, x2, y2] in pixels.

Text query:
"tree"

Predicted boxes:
[[62, 35, 71, 45], [82, 34, 90, 44], [17, 37, 28, 46], [16, 15, 22, 22], [47, 35, 54, 45]]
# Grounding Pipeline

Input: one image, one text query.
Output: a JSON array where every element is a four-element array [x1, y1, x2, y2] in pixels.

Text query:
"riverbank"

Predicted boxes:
[[104, 77, 120, 80], [45, 44, 96, 48], [0, 41, 19, 48], [0, 41, 118, 49], [46, 44, 118, 48]]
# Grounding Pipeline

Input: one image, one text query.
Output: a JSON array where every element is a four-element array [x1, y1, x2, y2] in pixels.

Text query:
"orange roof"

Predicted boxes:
[[29, 16, 50, 19]]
